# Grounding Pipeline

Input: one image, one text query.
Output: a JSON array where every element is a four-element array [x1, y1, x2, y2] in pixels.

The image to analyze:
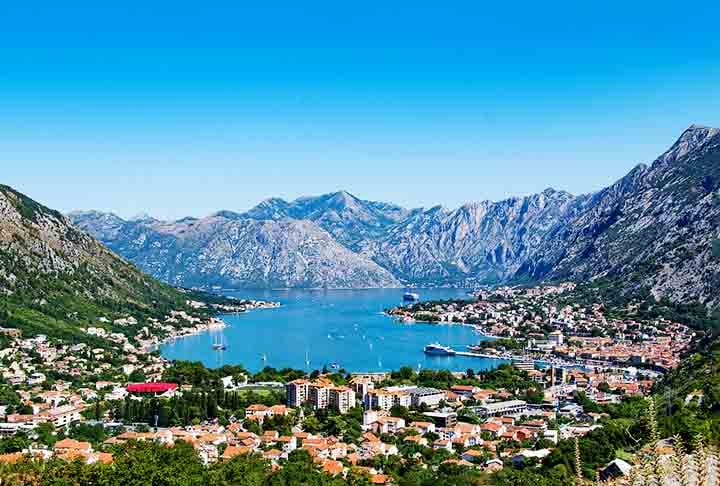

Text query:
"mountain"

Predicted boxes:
[[69, 126, 720, 305], [70, 212, 399, 289], [359, 189, 583, 285], [243, 191, 409, 248], [0, 185, 209, 339], [516, 125, 720, 307]]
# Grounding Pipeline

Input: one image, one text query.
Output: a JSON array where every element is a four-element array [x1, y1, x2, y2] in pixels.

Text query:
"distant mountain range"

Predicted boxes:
[[70, 125, 720, 305]]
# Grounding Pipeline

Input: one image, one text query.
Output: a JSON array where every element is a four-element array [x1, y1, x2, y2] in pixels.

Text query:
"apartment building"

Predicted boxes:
[[349, 377, 374, 402], [409, 387, 446, 408], [364, 389, 411, 411], [286, 378, 354, 414], [38, 404, 85, 427], [286, 379, 309, 407], [328, 387, 355, 414]]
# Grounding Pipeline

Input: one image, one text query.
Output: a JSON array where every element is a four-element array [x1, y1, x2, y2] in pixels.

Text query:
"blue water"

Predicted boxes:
[[159, 288, 508, 373]]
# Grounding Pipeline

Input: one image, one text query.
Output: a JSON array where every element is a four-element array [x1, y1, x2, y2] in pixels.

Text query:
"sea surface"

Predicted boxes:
[[159, 288, 508, 373]]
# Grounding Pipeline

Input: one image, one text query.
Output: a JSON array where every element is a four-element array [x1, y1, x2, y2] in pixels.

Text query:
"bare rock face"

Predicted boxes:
[[70, 126, 720, 305], [71, 211, 400, 289], [517, 125, 720, 307], [360, 189, 581, 285]]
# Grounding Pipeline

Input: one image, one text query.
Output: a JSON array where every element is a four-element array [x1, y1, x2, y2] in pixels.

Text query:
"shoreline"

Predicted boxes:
[[146, 302, 281, 353], [386, 312, 499, 339]]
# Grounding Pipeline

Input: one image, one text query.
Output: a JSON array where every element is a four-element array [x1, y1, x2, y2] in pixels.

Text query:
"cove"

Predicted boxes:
[[159, 288, 508, 373]]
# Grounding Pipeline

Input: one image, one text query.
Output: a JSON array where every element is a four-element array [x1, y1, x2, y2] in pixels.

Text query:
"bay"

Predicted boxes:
[[159, 288, 508, 373]]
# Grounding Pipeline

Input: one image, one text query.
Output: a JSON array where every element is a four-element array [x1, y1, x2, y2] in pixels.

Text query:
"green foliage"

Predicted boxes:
[[0, 434, 30, 454], [492, 464, 574, 486], [69, 423, 108, 448], [111, 381, 285, 427], [0, 184, 237, 344]]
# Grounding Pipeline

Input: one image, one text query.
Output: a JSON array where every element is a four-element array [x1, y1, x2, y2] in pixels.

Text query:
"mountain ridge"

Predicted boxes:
[[0, 184, 217, 340], [69, 125, 720, 303]]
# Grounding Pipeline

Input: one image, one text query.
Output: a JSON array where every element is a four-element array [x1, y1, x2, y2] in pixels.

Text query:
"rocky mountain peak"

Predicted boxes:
[[655, 124, 720, 167], [128, 212, 158, 224]]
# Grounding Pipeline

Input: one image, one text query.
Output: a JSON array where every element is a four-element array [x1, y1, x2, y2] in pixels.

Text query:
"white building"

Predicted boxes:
[[473, 400, 527, 418], [548, 331, 564, 347]]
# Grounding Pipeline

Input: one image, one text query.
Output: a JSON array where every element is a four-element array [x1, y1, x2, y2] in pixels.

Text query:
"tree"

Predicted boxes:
[[597, 382, 612, 393], [208, 453, 269, 486]]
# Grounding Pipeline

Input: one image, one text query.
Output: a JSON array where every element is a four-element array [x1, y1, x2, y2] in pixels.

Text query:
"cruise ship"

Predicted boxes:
[[423, 343, 456, 356], [403, 292, 420, 302]]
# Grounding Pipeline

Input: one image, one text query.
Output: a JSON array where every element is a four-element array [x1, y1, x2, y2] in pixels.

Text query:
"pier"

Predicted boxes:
[[423, 345, 653, 374]]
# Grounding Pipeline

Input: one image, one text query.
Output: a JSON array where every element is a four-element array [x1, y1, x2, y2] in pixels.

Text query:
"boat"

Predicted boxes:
[[423, 343, 456, 356], [330, 363, 340, 370], [403, 292, 420, 302], [466, 344, 487, 353], [212, 335, 226, 351]]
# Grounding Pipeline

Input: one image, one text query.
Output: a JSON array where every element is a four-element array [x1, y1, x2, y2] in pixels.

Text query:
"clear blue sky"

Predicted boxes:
[[2, 2, 719, 220]]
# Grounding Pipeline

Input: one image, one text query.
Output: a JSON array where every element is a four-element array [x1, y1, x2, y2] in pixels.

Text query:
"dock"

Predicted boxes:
[[423, 345, 656, 375]]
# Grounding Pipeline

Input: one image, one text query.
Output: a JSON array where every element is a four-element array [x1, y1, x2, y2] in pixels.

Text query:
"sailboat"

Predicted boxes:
[[212, 335, 226, 351]]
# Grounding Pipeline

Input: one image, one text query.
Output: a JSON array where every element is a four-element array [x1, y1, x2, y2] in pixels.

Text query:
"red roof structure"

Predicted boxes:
[[127, 383, 178, 394]]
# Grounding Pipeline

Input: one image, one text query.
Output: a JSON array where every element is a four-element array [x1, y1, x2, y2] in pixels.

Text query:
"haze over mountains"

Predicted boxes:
[[70, 125, 720, 305]]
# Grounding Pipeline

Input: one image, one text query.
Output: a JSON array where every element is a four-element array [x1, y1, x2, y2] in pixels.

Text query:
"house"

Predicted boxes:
[[403, 435, 428, 447], [221, 446, 253, 461], [480, 421, 505, 438], [38, 404, 85, 427], [600, 458, 633, 481], [450, 385, 478, 397], [244, 404, 289, 423], [461, 449, 485, 463], [512, 448, 551, 466], [54, 438, 92, 454], [432, 439, 453, 452], [484, 458, 504, 472], [365, 389, 411, 411], [409, 421, 435, 434], [422, 411, 457, 428], [372, 416, 405, 435], [263, 448, 284, 463], [370, 474, 391, 485], [321, 459, 344, 476], [276, 435, 297, 453]]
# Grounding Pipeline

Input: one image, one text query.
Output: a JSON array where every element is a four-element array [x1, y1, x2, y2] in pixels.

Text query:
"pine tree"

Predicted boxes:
[[575, 436, 583, 484]]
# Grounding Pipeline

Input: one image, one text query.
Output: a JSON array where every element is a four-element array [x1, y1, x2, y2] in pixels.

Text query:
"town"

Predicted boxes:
[[387, 283, 694, 373], [0, 285, 708, 484]]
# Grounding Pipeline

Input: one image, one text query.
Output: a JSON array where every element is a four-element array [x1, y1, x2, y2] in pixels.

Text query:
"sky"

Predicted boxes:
[[1, 2, 719, 220]]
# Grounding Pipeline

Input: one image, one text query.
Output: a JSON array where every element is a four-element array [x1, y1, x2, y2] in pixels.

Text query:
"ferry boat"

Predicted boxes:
[[403, 292, 420, 302], [423, 343, 456, 356]]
